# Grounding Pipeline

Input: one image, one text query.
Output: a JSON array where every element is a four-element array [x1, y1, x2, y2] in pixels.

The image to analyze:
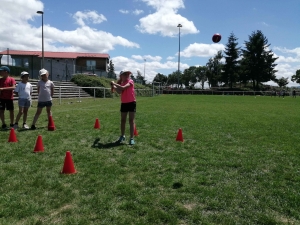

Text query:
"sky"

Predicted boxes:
[[0, 0, 299, 87]]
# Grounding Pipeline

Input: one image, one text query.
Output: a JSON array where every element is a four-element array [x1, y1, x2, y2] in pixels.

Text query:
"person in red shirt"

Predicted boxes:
[[0, 66, 16, 129]]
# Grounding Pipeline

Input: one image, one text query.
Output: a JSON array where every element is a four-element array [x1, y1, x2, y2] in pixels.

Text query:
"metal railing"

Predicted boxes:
[[162, 89, 298, 96], [57, 86, 154, 104]]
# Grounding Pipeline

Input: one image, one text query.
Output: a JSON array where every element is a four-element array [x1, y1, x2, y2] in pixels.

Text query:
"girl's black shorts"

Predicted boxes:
[[120, 101, 136, 112]]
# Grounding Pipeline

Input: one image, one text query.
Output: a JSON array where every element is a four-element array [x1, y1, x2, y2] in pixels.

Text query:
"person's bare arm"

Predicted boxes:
[[0, 84, 15, 91], [51, 86, 54, 98], [112, 82, 131, 91]]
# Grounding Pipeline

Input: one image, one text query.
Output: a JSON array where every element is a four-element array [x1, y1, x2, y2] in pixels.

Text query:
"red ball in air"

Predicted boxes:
[[212, 33, 222, 43]]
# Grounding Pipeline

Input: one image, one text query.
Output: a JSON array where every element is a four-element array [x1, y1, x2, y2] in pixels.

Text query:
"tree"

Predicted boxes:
[[222, 32, 241, 88], [166, 71, 181, 88], [153, 73, 168, 86], [241, 30, 278, 90], [206, 58, 214, 88], [136, 70, 146, 85], [206, 51, 223, 88], [182, 66, 197, 89], [195, 66, 207, 89], [107, 60, 116, 79], [130, 74, 136, 82], [274, 77, 289, 88], [291, 69, 300, 84]]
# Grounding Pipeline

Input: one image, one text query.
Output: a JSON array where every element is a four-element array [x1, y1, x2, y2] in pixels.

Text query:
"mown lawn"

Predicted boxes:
[[0, 95, 299, 225]]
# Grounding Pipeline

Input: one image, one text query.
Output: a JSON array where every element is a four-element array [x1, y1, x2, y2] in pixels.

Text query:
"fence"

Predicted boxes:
[[56, 87, 298, 105], [57, 86, 154, 104], [162, 89, 298, 96]]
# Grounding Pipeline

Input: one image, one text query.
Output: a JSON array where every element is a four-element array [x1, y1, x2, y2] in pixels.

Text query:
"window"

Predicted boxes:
[[86, 60, 96, 70]]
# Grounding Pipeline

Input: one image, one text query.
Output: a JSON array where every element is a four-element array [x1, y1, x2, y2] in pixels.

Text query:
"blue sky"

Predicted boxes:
[[0, 0, 299, 86]]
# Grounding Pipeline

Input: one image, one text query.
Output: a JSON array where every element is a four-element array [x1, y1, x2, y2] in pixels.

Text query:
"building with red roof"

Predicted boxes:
[[0, 49, 110, 81]]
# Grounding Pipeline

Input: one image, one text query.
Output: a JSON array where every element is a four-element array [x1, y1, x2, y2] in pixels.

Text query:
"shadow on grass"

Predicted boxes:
[[17, 127, 47, 132], [172, 182, 183, 189], [0, 129, 9, 132], [91, 138, 125, 149]]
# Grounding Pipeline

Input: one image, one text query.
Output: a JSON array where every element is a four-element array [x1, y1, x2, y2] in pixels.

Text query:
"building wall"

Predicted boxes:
[[10, 55, 41, 79], [8, 55, 108, 81], [76, 58, 107, 70], [75, 57, 108, 78]]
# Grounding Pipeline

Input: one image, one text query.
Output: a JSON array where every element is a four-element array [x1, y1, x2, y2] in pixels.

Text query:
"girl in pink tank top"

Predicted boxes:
[[111, 71, 136, 145]]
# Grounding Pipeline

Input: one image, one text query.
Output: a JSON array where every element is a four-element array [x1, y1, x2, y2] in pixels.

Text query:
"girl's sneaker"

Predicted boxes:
[[23, 123, 29, 129], [117, 136, 125, 143], [129, 138, 135, 145]]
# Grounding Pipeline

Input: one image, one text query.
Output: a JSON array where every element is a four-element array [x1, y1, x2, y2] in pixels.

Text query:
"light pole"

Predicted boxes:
[[37, 11, 44, 68], [144, 59, 146, 82], [177, 24, 182, 89]]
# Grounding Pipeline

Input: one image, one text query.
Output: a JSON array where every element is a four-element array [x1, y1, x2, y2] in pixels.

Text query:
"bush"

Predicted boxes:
[[71, 74, 113, 98], [71, 74, 151, 98]]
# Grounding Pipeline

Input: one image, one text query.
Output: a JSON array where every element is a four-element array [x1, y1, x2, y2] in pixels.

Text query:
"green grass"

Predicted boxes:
[[0, 95, 299, 224]]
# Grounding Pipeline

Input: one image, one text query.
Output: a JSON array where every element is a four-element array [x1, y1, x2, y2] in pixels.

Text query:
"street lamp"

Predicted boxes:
[[37, 11, 44, 68], [144, 59, 146, 81], [177, 23, 182, 89]]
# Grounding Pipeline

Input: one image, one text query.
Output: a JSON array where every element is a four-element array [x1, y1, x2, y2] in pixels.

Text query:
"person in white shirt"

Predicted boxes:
[[30, 68, 54, 130], [13, 71, 33, 129]]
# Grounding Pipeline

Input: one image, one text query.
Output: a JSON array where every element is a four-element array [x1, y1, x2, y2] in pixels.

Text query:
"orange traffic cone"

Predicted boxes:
[[48, 115, 56, 131], [176, 128, 184, 142], [61, 151, 77, 174], [134, 124, 138, 136], [94, 118, 100, 129], [8, 128, 18, 142], [33, 135, 44, 152]]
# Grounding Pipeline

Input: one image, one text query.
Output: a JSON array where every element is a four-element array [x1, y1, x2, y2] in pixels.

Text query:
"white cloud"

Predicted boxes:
[[271, 46, 300, 86], [144, 55, 162, 61], [131, 55, 145, 61], [42, 26, 139, 52], [167, 56, 175, 60], [131, 55, 162, 61], [260, 22, 269, 27], [119, 9, 144, 16], [73, 11, 107, 27], [275, 63, 293, 77], [133, 9, 144, 15], [136, 0, 199, 37], [112, 54, 189, 81], [141, 0, 185, 11], [119, 9, 130, 14], [181, 43, 225, 58], [274, 47, 300, 57], [276, 56, 300, 63], [0, 1, 139, 53]]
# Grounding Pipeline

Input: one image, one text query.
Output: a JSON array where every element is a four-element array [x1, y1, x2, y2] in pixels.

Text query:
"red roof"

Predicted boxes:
[[0, 50, 109, 59]]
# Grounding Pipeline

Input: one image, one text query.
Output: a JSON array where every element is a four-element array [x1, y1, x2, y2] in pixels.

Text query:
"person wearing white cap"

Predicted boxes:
[[13, 71, 33, 129], [0, 66, 16, 129], [30, 68, 55, 130], [111, 70, 136, 145]]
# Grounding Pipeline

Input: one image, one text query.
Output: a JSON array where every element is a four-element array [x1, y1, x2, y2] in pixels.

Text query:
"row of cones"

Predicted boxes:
[[9, 119, 179, 143], [94, 118, 139, 136], [8, 115, 55, 142], [8, 121, 181, 174], [33, 136, 76, 174], [8, 115, 56, 142], [9, 131, 76, 174]]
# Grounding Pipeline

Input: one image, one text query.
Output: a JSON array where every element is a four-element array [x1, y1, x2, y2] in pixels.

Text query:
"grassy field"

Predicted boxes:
[[0, 95, 299, 225]]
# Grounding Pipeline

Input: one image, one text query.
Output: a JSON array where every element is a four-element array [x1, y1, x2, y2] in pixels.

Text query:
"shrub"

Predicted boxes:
[[71, 74, 151, 98]]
